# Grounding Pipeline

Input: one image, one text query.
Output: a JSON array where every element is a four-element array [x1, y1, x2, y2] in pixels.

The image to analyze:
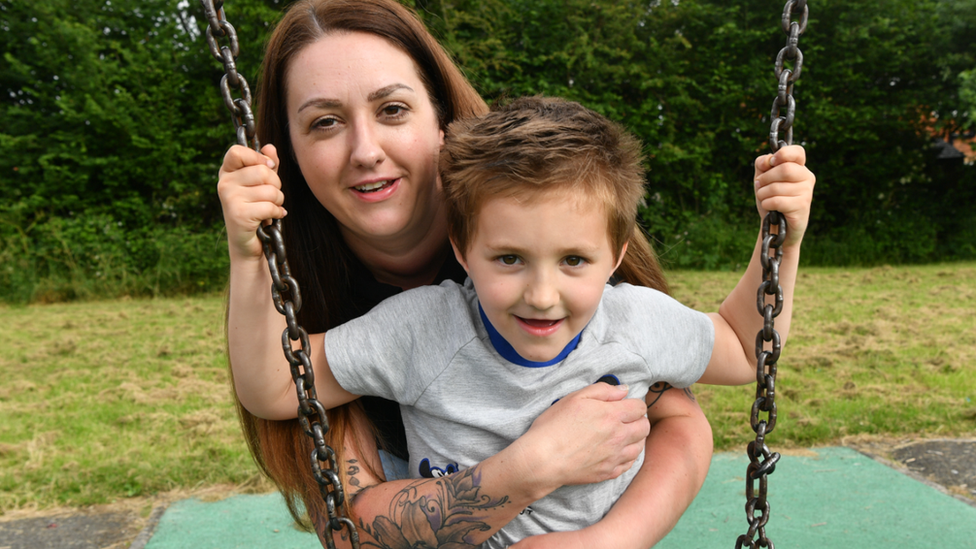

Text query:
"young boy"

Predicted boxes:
[[305, 97, 812, 547]]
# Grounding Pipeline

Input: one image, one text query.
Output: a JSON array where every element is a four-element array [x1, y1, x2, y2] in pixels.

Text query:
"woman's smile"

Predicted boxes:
[[352, 177, 401, 202], [286, 32, 445, 245]]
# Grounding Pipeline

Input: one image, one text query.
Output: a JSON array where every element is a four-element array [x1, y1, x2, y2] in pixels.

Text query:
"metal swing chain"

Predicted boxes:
[[199, 2, 360, 547], [736, 2, 807, 549]]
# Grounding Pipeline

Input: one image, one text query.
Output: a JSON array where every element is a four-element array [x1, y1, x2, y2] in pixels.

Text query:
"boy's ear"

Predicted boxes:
[[613, 241, 629, 273], [450, 238, 470, 273]]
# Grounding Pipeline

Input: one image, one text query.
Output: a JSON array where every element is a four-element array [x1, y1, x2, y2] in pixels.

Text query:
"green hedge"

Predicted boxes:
[[1, 0, 974, 303]]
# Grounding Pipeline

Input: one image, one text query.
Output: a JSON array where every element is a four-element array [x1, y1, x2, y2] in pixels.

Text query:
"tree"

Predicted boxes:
[[0, 0, 284, 300]]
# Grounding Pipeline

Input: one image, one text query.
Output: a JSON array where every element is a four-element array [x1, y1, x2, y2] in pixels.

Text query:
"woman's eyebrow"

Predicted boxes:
[[368, 83, 414, 102], [296, 84, 414, 114], [297, 97, 341, 113]]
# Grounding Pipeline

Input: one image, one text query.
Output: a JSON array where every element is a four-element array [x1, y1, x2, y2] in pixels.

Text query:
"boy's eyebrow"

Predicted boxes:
[[484, 243, 602, 256], [296, 84, 415, 114]]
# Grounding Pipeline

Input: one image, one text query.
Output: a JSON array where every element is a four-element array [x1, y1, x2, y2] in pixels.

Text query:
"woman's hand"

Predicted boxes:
[[506, 382, 650, 498], [217, 144, 286, 262]]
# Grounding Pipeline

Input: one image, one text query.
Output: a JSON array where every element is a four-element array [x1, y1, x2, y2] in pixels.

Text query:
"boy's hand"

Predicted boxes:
[[753, 144, 815, 249]]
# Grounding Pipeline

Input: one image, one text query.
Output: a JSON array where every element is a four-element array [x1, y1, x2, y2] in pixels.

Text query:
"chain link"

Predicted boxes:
[[769, 0, 807, 153], [201, 0, 260, 152], [736, 2, 807, 548], [199, 2, 359, 547]]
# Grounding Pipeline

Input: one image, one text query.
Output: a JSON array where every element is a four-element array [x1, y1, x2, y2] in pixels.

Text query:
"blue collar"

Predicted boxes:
[[478, 304, 581, 368]]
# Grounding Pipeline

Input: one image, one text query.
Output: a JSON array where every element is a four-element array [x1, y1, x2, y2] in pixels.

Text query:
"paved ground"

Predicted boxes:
[[1, 440, 973, 549]]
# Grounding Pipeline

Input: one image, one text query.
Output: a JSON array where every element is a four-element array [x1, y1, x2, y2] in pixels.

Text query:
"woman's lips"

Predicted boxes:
[[352, 178, 400, 202]]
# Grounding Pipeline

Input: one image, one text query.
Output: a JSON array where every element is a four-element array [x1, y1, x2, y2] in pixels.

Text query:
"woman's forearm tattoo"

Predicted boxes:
[[346, 459, 363, 494], [646, 381, 697, 408], [339, 464, 510, 549]]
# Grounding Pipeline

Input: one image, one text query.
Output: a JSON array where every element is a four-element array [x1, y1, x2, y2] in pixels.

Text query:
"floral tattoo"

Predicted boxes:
[[325, 464, 510, 549]]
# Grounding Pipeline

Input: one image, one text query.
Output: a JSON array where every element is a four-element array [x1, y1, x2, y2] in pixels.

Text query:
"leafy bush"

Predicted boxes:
[[0, 212, 229, 303], [1, 0, 974, 302]]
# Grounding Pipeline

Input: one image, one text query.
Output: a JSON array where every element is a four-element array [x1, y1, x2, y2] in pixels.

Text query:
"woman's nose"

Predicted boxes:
[[350, 120, 386, 169]]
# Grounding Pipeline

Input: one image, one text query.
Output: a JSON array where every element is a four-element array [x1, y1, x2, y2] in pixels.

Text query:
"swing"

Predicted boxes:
[[199, 1, 808, 547]]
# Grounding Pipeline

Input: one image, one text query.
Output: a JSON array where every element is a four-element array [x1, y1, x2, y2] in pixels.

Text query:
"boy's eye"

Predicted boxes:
[[498, 255, 520, 265], [564, 256, 585, 267]]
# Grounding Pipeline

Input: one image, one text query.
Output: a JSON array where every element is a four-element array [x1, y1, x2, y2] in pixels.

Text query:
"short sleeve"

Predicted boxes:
[[324, 281, 477, 405], [600, 284, 714, 387]]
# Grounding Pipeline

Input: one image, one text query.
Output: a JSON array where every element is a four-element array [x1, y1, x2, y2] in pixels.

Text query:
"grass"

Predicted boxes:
[[671, 262, 976, 450], [1, 262, 974, 513], [0, 294, 262, 513]]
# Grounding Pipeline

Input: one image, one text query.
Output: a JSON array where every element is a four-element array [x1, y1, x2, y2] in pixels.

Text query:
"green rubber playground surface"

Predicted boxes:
[[143, 447, 976, 548]]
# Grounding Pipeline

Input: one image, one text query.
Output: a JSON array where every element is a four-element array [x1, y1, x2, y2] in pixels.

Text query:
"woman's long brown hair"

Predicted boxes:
[[230, 0, 486, 532]]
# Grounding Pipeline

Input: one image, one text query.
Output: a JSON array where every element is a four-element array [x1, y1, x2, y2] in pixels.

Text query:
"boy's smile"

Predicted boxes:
[[453, 192, 626, 363]]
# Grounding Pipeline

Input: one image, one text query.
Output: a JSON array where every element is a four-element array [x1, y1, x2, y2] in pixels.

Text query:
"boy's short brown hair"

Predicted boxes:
[[441, 96, 646, 259]]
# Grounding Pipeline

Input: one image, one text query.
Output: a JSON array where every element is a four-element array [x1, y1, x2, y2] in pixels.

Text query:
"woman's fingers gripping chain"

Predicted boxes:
[[219, 145, 287, 217], [218, 144, 288, 258]]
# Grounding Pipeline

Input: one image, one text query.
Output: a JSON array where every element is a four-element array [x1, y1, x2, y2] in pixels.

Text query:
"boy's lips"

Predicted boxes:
[[515, 316, 564, 337]]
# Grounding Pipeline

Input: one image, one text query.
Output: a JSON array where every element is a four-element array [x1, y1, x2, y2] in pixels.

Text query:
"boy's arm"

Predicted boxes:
[[698, 145, 815, 386], [509, 384, 712, 549]]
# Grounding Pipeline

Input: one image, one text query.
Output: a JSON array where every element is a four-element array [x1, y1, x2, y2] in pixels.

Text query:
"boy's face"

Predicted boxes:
[[453, 192, 625, 363]]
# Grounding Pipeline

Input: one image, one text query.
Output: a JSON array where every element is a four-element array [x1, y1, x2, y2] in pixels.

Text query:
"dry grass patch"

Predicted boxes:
[[0, 295, 258, 514], [672, 262, 976, 450]]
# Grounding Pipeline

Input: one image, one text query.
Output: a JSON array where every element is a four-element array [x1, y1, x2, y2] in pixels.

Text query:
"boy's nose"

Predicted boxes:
[[523, 273, 560, 311]]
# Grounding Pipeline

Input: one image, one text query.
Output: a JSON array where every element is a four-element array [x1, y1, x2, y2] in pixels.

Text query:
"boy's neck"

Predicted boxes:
[[478, 304, 582, 368]]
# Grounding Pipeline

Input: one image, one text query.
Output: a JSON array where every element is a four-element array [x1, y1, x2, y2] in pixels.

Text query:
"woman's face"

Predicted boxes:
[[285, 32, 445, 247]]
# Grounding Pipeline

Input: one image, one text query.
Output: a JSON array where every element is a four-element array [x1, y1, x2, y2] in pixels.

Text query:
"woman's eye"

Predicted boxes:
[[381, 104, 408, 118], [498, 255, 520, 265], [564, 256, 585, 267], [312, 116, 339, 130]]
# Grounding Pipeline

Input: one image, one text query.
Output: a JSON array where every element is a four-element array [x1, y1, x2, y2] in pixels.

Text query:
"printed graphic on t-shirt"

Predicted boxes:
[[418, 458, 460, 478]]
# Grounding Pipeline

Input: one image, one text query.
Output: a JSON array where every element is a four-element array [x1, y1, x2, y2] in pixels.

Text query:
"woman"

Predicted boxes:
[[219, 0, 713, 547]]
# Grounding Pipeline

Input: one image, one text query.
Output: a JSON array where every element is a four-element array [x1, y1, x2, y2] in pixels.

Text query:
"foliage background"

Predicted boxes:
[[1, 0, 974, 303]]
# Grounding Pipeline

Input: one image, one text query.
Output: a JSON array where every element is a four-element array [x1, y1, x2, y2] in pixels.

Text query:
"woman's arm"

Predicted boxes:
[[326, 382, 651, 549], [219, 143, 345, 419], [510, 384, 712, 549]]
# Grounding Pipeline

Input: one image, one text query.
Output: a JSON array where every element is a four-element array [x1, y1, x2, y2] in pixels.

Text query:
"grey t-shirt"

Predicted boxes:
[[326, 279, 713, 548]]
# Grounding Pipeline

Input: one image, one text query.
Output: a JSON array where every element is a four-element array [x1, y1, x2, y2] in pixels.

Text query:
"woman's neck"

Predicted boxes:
[[341, 210, 452, 290]]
